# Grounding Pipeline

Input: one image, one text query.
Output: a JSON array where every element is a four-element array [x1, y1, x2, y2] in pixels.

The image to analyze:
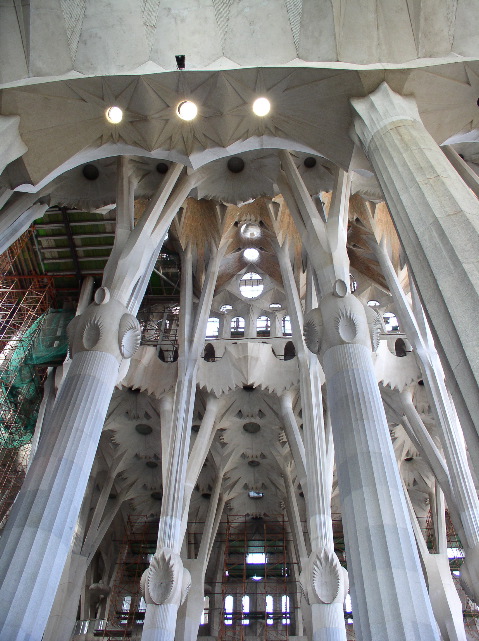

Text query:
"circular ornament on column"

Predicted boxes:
[[94, 287, 110, 305], [333, 279, 348, 298], [311, 550, 341, 604], [82, 317, 103, 349], [335, 309, 358, 343], [147, 551, 176, 605], [118, 313, 141, 358], [181, 567, 192, 605], [303, 308, 323, 354]]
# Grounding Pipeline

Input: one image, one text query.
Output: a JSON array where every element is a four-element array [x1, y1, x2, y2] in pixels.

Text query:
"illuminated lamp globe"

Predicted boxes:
[[240, 222, 261, 240], [105, 106, 123, 124], [243, 248, 259, 262], [252, 97, 271, 117], [177, 100, 198, 121]]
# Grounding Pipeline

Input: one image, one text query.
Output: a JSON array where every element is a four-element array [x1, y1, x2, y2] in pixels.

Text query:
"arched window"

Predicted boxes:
[[284, 341, 296, 361], [395, 338, 407, 357], [383, 312, 399, 332], [242, 595, 250, 625], [266, 595, 274, 625], [224, 595, 233, 625], [206, 317, 219, 338], [204, 343, 216, 362], [200, 596, 209, 625], [231, 317, 245, 338], [282, 315, 292, 336], [281, 595, 290, 625], [256, 315, 270, 337]]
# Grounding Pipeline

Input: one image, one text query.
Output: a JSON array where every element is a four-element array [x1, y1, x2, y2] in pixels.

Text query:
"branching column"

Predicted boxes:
[[141, 240, 228, 641], [275, 239, 346, 641], [0, 161, 193, 641], [280, 152, 440, 641], [351, 81, 479, 469]]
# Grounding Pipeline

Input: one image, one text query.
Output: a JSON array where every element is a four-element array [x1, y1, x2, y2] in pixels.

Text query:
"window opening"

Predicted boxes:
[[122, 595, 131, 613], [242, 595, 250, 625], [383, 312, 399, 332], [239, 272, 264, 299], [256, 315, 270, 337], [246, 552, 266, 564], [206, 317, 219, 338], [224, 595, 233, 625], [200, 596, 209, 625], [281, 595, 290, 625], [231, 317, 245, 338], [282, 315, 292, 336], [266, 595, 274, 625], [345, 593, 353, 624]]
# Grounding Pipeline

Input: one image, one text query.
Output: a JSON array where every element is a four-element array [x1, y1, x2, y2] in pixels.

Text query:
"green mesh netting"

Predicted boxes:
[[0, 309, 73, 448]]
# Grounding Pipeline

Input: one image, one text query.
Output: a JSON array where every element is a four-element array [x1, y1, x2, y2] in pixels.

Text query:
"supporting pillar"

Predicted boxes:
[[280, 151, 440, 640], [0, 345, 121, 641], [141, 238, 229, 641], [372, 239, 479, 600], [272, 227, 346, 641], [0, 163, 191, 641], [306, 293, 440, 641], [351, 81, 479, 469]]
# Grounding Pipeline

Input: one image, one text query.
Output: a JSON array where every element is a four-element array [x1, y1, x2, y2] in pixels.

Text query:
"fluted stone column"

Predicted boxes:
[[351, 81, 479, 468], [141, 242, 227, 641], [0, 290, 141, 641], [305, 292, 440, 641]]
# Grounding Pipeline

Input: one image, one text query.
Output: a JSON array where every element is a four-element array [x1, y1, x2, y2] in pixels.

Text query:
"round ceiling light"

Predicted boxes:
[[105, 106, 123, 124], [243, 248, 259, 262], [240, 222, 261, 240], [252, 97, 271, 117], [177, 100, 198, 121]]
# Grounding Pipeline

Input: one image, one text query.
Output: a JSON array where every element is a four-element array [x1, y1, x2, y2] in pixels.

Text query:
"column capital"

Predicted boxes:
[[141, 549, 190, 607], [351, 82, 421, 151], [67, 287, 141, 363], [303, 293, 378, 358]]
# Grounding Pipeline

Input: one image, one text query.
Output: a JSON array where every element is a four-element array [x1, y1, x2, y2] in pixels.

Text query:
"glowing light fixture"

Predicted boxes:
[[177, 100, 198, 121], [240, 222, 261, 240], [105, 106, 123, 124], [243, 247, 259, 261], [252, 97, 271, 117]]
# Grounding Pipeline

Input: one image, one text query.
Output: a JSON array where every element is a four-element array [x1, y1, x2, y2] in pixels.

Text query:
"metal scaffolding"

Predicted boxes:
[[218, 515, 293, 641], [99, 516, 158, 640], [0, 230, 55, 525]]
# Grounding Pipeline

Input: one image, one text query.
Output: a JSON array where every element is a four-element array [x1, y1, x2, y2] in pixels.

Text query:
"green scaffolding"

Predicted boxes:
[[0, 309, 73, 449]]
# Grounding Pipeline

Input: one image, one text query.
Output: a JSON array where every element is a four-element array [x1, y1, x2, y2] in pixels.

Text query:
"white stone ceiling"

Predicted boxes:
[[1, 63, 479, 191], [1, 0, 478, 86]]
